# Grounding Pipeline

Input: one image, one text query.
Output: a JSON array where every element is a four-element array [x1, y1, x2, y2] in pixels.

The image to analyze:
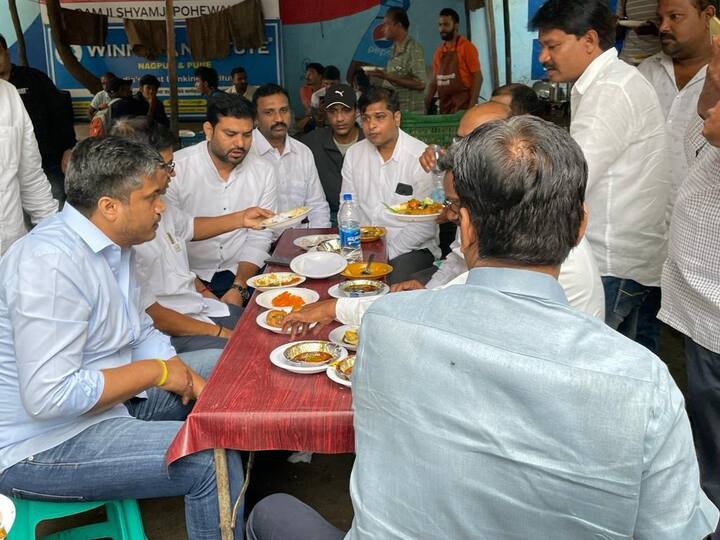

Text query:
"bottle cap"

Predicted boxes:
[[343, 193, 352, 201]]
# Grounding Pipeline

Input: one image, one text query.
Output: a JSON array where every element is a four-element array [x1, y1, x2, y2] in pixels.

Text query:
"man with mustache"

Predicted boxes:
[[250, 83, 331, 228], [639, 0, 714, 210], [425, 7, 482, 114], [530, 0, 671, 352], [165, 94, 278, 304]]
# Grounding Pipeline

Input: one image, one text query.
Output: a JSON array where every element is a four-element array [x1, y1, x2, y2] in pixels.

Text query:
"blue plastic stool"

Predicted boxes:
[[9, 498, 147, 540]]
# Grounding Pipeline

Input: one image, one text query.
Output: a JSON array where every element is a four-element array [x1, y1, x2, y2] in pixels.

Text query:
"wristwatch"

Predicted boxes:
[[231, 282, 250, 302]]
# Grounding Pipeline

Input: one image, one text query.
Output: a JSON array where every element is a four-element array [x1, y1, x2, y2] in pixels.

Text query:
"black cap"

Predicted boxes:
[[324, 84, 356, 110]]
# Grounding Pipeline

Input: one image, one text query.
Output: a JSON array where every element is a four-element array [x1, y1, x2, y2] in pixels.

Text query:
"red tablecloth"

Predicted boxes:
[[166, 229, 387, 462]]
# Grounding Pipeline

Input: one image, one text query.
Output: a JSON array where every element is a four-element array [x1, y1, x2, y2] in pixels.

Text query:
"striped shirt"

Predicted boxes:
[[618, 0, 661, 65]]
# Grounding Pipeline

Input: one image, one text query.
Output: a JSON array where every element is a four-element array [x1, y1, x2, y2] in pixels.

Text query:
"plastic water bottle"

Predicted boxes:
[[430, 144, 445, 203], [338, 193, 362, 262]]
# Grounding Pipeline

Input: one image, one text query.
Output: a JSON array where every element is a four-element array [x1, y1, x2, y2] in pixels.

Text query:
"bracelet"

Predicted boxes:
[[216, 325, 223, 337], [156, 359, 168, 387]]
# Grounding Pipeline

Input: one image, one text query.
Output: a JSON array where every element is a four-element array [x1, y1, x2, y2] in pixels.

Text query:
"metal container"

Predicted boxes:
[[283, 341, 344, 365], [338, 279, 389, 298]]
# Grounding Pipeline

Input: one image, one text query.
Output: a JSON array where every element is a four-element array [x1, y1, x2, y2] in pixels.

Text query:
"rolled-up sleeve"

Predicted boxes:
[[131, 312, 176, 361], [10, 252, 103, 419]]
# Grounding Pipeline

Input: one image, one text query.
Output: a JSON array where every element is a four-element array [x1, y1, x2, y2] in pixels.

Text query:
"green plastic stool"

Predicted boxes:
[[9, 498, 147, 540]]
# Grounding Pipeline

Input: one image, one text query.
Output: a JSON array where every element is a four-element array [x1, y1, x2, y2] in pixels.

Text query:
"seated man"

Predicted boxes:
[[110, 117, 272, 353], [166, 94, 278, 300], [0, 136, 245, 540], [250, 84, 331, 228], [108, 77, 147, 120], [302, 83, 365, 225], [250, 116, 718, 540], [309, 65, 342, 128], [341, 86, 439, 283], [135, 74, 169, 127]]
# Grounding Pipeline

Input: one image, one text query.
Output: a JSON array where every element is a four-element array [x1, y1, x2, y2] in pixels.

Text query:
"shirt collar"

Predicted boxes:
[[253, 128, 292, 157], [573, 48, 618, 96], [394, 36, 410, 55], [465, 267, 568, 306], [61, 203, 117, 254], [657, 52, 708, 89]]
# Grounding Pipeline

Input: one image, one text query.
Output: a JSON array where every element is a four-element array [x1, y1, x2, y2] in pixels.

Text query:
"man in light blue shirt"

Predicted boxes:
[[247, 117, 717, 539], [0, 136, 245, 539]]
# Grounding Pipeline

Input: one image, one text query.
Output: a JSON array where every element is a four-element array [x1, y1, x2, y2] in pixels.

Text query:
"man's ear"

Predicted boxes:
[[583, 29, 600, 53], [96, 196, 120, 223], [203, 121, 213, 141], [459, 206, 479, 264], [575, 203, 589, 247], [394, 110, 401, 127]]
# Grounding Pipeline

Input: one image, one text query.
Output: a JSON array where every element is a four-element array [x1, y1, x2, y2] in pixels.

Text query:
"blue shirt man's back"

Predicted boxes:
[[347, 267, 717, 539]]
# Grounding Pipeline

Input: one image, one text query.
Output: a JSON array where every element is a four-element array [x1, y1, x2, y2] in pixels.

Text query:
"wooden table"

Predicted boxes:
[[166, 228, 387, 538]]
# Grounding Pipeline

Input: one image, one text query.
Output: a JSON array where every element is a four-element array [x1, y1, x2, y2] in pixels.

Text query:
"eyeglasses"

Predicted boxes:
[[443, 198, 461, 214], [162, 160, 175, 173]]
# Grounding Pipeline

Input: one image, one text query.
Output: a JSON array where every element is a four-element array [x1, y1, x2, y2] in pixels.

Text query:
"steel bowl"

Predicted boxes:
[[283, 341, 344, 365], [316, 238, 342, 254], [338, 279, 388, 298]]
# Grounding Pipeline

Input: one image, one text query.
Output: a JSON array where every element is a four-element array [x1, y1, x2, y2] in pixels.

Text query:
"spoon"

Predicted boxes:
[[362, 253, 375, 275]]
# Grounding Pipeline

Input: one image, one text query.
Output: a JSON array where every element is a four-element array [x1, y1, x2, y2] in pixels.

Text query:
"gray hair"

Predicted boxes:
[[65, 136, 163, 217], [452, 116, 587, 266]]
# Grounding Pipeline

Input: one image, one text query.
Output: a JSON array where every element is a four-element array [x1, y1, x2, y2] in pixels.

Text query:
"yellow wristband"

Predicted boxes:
[[156, 359, 168, 387]]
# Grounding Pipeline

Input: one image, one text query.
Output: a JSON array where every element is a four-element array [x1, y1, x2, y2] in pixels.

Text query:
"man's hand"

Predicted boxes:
[[282, 299, 338, 340], [699, 36, 720, 117], [240, 207, 274, 230], [163, 356, 206, 405], [215, 325, 233, 339], [371, 69, 388, 80], [389, 279, 425, 293], [221, 287, 245, 306], [419, 144, 445, 173]]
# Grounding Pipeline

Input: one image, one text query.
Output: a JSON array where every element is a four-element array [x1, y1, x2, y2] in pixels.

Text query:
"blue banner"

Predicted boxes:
[[43, 19, 284, 119]]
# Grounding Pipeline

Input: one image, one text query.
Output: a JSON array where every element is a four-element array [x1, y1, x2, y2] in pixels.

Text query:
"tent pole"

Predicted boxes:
[[9, 0, 28, 66], [165, 0, 179, 136]]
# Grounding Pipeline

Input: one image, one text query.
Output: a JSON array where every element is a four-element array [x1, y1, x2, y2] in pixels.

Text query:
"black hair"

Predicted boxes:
[[453, 116, 587, 266], [386, 7, 410, 30], [439, 8, 460, 24], [322, 65, 341, 81], [139, 74, 160, 88], [529, 0, 616, 51], [492, 83, 542, 116], [358, 86, 400, 114], [306, 62, 324, 75], [206, 93, 255, 126], [109, 116, 177, 151], [252, 83, 290, 108], [194, 66, 219, 89], [693, 0, 718, 10], [231, 66, 247, 77]]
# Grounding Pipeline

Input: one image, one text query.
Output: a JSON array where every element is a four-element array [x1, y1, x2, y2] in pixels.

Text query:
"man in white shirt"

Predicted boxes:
[[638, 0, 713, 209], [110, 117, 272, 354], [530, 0, 671, 352], [225, 66, 258, 101], [0, 78, 57, 256], [341, 86, 440, 283], [166, 93, 278, 303], [250, 84, 331, 228]]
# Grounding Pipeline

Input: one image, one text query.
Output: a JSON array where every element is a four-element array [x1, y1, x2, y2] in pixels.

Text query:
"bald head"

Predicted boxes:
[[457, 101, 511, 137]]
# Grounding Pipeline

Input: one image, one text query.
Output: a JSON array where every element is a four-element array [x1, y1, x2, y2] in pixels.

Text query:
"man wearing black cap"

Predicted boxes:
[[135, 74, 169, 126], [302, 83, 364, 225]]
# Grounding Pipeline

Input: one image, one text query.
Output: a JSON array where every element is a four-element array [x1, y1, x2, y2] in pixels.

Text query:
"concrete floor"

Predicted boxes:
[[34, 324, 687, 539]]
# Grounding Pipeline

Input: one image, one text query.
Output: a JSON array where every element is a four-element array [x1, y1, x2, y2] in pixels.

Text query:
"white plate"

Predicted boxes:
[[290, 252, 348, 279], [384, 208, 441, 222], [0, 494, 15, 536], [179, 129, 196, 138], [293, 234, 339, 251], [270, 341, 348, 374], [326, 365, 352, 387], [329, 325, 359, 351], [247, 272, 306, 291], [256, 309, 316, 334], [261, 207, 311, 230], [361, 65, 380, 73], [255, 287, 320, 310], [327, 281, 390, 299]]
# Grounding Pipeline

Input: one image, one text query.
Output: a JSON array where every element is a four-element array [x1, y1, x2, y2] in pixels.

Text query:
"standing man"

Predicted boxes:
[[1, 33, 76, 204], [251, 84, 330, 228], [194, 66, 225, 99], [530, 0, 671, 352], [639, 0, 714, 209], [341, 87, 439, 283], [660, 38, 720, 508], [302, 83, 365, 225], [0, 79, 57, 256], [226, 66, 258, 100], [166, 94, 277, 301], [425, 8, 482, 114], [373, 7, 428, 114], [618, 0, 663, 65], [88, 71, 117, 118]]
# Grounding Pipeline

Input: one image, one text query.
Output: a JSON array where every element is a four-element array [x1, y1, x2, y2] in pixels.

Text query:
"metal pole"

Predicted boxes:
[[214, 449, 234, 540], [485, 0, 500, 90], [502, 0, 512, 84], [165, 0, 179, 137], [9, 0, 28, 66]]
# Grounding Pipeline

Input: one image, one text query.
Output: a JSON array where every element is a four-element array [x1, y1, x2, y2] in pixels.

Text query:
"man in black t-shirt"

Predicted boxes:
[[0, 34, 76, 203]]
